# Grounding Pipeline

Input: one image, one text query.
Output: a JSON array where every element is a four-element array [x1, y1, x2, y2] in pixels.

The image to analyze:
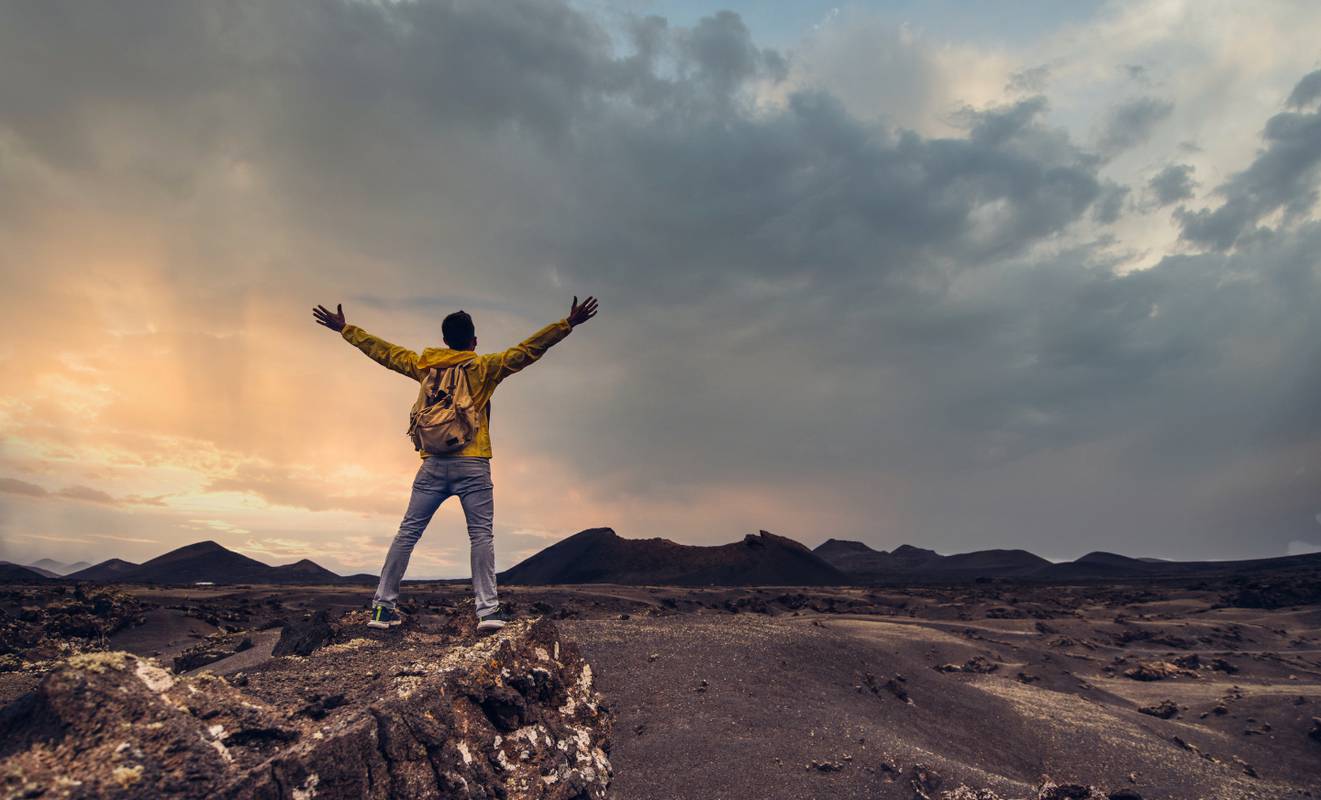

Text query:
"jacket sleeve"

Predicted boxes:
[[340, 324, 426, 381], [480, 319, 572, 385]]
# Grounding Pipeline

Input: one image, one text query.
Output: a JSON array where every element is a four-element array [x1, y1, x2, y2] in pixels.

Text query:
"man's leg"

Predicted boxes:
[[374, 458, 449, 609], [452, 457, 497, 617]]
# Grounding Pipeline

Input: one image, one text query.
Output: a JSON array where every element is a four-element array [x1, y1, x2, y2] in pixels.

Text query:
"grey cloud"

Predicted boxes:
[[1286, 69, 1321, 109], [2, 2, 1319, 560], [1147, 163, 1197, 206], [1179, 72, 1321, 250], [1097, 96, 1173, 155], [1093, 182, 1130, 223], [1006, 65, 1050, 94]]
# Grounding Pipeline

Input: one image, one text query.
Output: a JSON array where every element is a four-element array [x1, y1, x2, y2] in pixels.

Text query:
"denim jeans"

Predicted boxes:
[[373, 456, 497, 616]]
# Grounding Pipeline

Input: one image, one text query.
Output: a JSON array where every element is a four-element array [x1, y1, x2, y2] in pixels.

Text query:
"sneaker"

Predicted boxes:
[[367, 605, 404, 629], [476, 605, 514, 632]]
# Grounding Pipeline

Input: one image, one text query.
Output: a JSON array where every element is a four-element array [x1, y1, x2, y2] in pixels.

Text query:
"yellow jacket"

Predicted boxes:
[[341, 319, 573, 458]]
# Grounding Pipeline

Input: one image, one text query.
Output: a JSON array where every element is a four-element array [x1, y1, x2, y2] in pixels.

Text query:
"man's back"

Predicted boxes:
[[337, 318, 573, 458]]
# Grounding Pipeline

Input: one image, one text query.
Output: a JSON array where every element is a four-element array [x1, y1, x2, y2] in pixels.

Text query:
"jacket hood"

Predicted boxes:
[[418, 348, 480, 370]]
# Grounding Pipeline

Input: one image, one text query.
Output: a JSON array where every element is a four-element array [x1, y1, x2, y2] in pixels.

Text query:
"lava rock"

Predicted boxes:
[[272, 610, 333, 657]]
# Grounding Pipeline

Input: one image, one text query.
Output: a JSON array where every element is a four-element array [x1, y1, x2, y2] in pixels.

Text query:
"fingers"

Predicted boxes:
[[312, 303, 344, 329], [571, 295, 579, 311]]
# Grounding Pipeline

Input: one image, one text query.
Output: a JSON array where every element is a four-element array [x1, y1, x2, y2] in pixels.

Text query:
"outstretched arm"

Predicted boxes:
[[483, 296, 599, 384], [312, 302, 424, 380]]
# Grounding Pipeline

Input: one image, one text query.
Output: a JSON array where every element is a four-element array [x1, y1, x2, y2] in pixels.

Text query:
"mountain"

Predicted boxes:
[[20, 559, 94, 576], [66, 558, 141, 581], [268, 558, 345, 583], [501, 528, 847, 586], [0, 563, 50, 583], [112, 541, 273, 584], [64, 543, 361, 585], [816, 540, 1321, 583], [1033, 550, 1321, 581], [814, 540, 1047, 579]]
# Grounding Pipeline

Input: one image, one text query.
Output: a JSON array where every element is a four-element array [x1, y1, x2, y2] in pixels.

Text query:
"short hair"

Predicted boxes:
[[442, 310, 475, 348]]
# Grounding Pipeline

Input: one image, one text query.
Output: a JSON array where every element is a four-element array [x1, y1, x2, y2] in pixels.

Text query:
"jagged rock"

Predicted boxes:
[[271, 609, 334, 657], [0, 618, 610, 799], [935, 655, 999, 674], [1036, 778, 1106, 799], [1122, 661, 1191, 681], [0, 588, 145, 665], [1137, 700, 1179, 719], [172, 632, 255, 674]]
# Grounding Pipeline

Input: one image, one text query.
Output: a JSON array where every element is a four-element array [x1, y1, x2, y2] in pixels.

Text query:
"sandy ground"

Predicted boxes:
[[3, 581, 1319, 799]]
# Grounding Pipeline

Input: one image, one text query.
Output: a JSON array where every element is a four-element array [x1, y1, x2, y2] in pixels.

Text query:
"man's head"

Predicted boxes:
[[442, 310, 477, 350]]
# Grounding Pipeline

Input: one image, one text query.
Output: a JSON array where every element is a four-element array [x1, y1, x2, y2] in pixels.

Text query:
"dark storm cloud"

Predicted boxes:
[[1147, 163, 1197, 206], [1286, 69, 1321, 109], [2, 1, 1319, 558], [1178, 71, 1321, 250], [1097, 96, 1173, 155]]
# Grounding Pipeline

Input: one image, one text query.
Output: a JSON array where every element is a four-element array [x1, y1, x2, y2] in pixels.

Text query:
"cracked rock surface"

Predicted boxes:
[[0, 616, 610, 799]]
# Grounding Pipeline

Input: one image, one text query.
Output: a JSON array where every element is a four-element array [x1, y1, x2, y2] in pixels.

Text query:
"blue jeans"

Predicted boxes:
[[373, 456, 497, 616]]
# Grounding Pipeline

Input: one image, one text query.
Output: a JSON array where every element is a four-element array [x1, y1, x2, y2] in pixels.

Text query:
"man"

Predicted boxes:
[[312, 296, 599, 631]]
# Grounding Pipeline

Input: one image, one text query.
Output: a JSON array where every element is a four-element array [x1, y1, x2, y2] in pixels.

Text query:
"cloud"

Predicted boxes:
[[1178, 70, 1321, 250], [0, 477, 48, 497], [1097, 96, 1173, 155], [1286, 69, 1321, 109], [0, 0, 1319, 567], [202, 462, 403, 516], [54, 485, 118, 504], [0, 477, 171, 507], [1147, 163, 1197, 206]]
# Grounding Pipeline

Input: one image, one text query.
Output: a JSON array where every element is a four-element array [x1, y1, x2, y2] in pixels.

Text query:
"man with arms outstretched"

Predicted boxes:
[[312, 296, 599, 631]]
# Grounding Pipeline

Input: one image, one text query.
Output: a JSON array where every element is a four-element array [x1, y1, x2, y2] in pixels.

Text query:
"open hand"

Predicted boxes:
[[313, 303, 346, 332], [567, 295, 599, 328]]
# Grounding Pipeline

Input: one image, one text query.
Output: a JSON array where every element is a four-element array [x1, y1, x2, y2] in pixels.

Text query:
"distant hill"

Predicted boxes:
[[25, 558, 92, 575], [67, 558, 141, 581], [58, 543, 368, 585], [501, 528, 846, 586], [268, 558, 345, 583], [0, 563, 50, 583], [814, 539, 1047, 578], [816, 539, 1321, 583]]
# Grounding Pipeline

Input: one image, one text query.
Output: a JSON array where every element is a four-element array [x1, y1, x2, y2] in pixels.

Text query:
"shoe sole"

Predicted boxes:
[[476, 620, 507, 632], [366, 620, 402, 629]]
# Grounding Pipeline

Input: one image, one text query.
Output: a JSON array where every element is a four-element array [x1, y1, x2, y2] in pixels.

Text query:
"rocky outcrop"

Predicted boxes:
[[0, 587, 145, 669], [0, 617, 611, 799]]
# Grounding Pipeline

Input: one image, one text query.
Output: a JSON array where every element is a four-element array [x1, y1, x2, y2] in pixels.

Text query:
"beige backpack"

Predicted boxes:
[[406, 362, 480, 454]]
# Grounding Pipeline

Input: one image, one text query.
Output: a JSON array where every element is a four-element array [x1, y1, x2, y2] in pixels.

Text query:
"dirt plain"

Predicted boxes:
[[2, 578, 1319, 799]]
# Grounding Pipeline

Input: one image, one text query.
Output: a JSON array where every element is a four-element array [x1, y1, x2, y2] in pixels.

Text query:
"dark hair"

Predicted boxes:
[[442, 310, 475, 348]]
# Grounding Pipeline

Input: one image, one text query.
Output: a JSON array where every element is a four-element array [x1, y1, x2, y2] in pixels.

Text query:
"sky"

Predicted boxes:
[[1, 0, 1320, 577]]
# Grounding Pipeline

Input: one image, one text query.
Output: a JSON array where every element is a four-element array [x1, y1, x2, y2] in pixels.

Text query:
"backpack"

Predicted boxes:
[[406, 362, 480, 454]]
